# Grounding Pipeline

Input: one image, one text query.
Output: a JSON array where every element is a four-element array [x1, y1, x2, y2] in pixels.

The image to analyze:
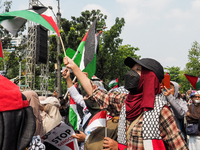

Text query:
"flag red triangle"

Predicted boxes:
[[66, 141, 74, 150], [0, 39, 3, 60], [116, 78, 119, 83], [184, 74, 198, 89]]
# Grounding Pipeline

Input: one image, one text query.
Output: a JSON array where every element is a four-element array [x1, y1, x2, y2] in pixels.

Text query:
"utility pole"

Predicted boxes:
[[56, 0, 62, 97]]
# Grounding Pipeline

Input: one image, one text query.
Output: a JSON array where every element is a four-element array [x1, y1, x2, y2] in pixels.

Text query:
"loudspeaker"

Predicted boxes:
[[36, 25, 48, 64]]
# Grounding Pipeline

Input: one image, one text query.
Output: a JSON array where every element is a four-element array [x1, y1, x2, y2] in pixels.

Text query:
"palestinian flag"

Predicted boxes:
[[69, 84, 81, 130], [84, 111, 107, 136], [0, 6, 60, 36], [78, 18, 99, 79], [0, 39, 3, 60], [109, 78, 119, 89], [63, 18, 101, 78], [184, 74, 200, 90]]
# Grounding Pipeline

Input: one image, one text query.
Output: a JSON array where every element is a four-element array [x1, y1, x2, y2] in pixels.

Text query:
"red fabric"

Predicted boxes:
[[118, 143, 127, 150], [152, 139, 166, 150], [125, 68, 162, 121], [0, 75, 29, 111]]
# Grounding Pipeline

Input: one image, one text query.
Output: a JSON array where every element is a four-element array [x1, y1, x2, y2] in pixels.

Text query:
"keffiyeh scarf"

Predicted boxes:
[[118, 93, 167, 150]]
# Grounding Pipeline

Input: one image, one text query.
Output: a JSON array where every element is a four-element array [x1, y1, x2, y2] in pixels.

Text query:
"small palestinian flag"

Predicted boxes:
[[69, 84, 81, 130], [0, 39, 3, 60], [0, 6, 60, 36], [109, 78, 119, 89], [184, 74, 200, 90]]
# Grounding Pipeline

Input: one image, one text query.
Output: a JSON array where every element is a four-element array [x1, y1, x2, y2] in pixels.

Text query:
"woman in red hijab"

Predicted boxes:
[[63, 56, 188, 150]]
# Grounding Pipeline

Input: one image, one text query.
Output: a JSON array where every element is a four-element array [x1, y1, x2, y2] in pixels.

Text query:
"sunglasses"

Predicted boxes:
[[194, 96, 200, 98]]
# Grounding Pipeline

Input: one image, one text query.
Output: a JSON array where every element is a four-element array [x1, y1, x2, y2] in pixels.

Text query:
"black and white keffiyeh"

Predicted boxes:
[[142, 93, 166, 140], [117, 93, 166, 145], [109, 86, 129, 94], [117, 104, 127, 145]]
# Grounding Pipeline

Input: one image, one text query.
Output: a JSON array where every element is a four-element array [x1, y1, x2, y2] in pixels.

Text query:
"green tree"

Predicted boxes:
[[164, 66, 181, 83], [185, 41, 200, 76], [179, 41, 200, 93]]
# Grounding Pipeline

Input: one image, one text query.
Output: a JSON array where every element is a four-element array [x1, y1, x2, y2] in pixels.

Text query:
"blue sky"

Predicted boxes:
[[9, 0, 200, 70]]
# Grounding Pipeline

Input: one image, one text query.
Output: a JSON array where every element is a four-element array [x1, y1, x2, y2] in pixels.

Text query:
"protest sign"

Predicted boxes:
[[42, 121, 79, 150]]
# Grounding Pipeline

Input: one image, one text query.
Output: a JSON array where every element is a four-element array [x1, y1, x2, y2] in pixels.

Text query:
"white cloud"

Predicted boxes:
[[123, 8, 143, 24], [16, 4, 27, 10], [164, 57, 177, 63], [191, 0, 200, 10], [116, 0, 140, 6], [143, 0, 172, 12], [165, 8, 191, 19], [115, 0, 171, 26], [171, 24, 186, 32]]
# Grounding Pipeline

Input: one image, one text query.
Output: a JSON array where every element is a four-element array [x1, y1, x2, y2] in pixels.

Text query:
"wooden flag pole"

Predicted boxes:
[[59, 36, 67, 57], [63, 76, 77, 99], [105, 127, 107, 137]]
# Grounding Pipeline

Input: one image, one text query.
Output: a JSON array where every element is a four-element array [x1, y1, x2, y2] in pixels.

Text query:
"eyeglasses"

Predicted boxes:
[[194, 96, 200, 98]]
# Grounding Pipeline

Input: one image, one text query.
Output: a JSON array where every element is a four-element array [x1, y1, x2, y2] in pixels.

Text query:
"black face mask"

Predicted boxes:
[[124, 69, 140, 93]]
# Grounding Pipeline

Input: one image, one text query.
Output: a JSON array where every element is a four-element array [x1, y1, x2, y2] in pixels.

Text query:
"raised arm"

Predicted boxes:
[[62, 68, 87, 109], [63, 56, 127, 115], [63, 56, 93, 96]]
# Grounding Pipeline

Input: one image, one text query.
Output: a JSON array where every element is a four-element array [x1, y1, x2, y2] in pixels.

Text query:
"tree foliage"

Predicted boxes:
[[185, 41, 200, 76], [164, 66, 181, 83]]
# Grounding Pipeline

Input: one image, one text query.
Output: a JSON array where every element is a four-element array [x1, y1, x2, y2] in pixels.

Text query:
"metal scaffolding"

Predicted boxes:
[[40, 35, 49, 96], [25, 0, 49, 96]]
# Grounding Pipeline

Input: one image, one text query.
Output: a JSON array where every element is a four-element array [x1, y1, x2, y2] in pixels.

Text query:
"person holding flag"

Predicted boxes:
[[62, 68, 119, 150], [63, 56, 188, 150], [163, 81, 188, 141]]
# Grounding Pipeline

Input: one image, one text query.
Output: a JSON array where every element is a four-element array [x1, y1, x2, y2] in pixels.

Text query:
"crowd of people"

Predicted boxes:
[[1, 55, 200, 150]]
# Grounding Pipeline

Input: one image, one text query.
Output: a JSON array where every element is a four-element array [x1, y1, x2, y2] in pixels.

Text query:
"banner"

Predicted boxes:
[[42, 121, 79, 150]]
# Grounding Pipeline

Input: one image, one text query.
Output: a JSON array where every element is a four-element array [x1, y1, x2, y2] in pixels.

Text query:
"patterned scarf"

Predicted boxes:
[[118, 93, 167, 149]]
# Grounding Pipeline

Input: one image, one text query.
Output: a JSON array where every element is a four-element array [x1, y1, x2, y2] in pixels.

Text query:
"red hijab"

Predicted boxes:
[[125, 68, 162, 121]]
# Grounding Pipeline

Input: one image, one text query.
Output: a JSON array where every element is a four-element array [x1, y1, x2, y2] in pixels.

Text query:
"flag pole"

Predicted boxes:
[[59, 36, 67, 57], [63, 76, 77, 99], [105, 127, 107, 137]]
